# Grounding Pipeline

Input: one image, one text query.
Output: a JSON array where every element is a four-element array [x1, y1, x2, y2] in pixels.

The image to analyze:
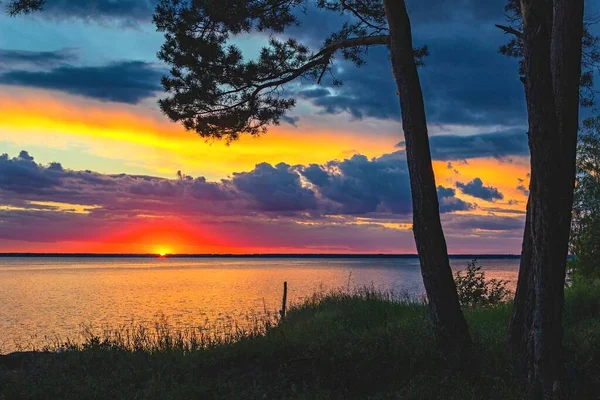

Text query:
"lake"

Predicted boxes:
[[0, 256, 519, 353]]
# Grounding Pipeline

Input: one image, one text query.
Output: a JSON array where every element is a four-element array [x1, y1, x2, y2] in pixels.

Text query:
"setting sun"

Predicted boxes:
[[156, 247, 171, 257]]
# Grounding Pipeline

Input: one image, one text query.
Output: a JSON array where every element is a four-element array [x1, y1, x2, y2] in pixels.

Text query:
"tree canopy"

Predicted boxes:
[[154, 0, 427, 142]]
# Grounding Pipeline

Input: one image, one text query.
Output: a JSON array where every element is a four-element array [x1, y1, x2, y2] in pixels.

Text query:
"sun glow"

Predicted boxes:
[[156, 247, 172, 257]]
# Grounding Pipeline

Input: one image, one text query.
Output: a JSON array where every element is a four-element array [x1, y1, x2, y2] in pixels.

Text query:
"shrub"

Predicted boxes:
[[454, 260, 510, 307]]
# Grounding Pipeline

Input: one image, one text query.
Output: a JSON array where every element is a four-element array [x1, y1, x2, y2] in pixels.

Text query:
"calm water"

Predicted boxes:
[[0, 256, 519, 353]]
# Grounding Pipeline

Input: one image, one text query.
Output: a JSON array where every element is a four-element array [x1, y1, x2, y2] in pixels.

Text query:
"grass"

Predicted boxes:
[[2, 285, 600, 399]]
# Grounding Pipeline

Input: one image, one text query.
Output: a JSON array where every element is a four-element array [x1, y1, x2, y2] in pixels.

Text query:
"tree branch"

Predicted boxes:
[[312, 34, 390, 60], [340, 0, 387, 32], [217, 34, 390, 102], [495, 24, 523, 39]]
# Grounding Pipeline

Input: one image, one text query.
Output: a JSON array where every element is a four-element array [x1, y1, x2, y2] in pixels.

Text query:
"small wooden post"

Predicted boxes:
[[280, 281, 288, 320]]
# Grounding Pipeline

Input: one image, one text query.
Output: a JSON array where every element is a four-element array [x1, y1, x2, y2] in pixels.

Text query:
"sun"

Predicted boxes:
[[155, 247, 172, 257]]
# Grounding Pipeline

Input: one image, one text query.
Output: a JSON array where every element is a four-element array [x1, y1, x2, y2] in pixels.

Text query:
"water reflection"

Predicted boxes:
[[0, 257, 519, 352]]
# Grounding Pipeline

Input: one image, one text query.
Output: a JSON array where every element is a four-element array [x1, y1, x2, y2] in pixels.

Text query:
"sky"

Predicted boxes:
[[0, 0, 561, 254]]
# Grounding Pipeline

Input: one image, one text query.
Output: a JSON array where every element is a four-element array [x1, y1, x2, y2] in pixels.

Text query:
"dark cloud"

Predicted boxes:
[[0, 150, 527, 252], [293, 46, 400, 120], [301, 153, 413, 214], [286, 10, 525, 127], [0, 151, 62, 194], [29, 0, 157, 21], [302, 163, 330, 186], [437, 186, 474, 213], [481, 205, 526, 215], [291, 36, 525, 125], [188, 177, 235, 202], [419, 36, 525, 126], [280, 115, 300, 127], [405, 0, 506, 24], [0, 48, 76, 69], [263, 0, 528, 133], [456, 177, 504, 201], [516, 181, 530, 197], [397, 130, 529, 161], [0, 61, 162, 103], [1, 150, 481, 220], [298, 88, 331, 99], [129, 179, 182, 198], [444, 214, 525, 232], [232, 163, 318, 212]]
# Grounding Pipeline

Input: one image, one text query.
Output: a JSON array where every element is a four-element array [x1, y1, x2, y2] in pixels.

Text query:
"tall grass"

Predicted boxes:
[[2, 284, 600, 399]]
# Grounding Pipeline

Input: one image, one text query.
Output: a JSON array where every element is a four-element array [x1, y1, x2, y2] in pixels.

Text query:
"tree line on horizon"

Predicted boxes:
[[5, 0, 599, 398]]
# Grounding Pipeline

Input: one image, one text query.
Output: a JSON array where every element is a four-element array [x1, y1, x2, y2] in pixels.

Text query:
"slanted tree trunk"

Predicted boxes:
[[515, 0, 584, 397], [382, 0, 471, 361], [508, 73, 535, 358]]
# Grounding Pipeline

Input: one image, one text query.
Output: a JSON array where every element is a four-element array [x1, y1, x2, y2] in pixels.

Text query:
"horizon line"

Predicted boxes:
[[0, 252, 521, 258]]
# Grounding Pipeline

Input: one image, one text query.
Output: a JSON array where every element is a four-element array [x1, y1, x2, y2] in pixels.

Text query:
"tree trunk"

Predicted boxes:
[[508, 195, 535, 357], [517, 0, 584, 397], [383, 0, 471, 361], [508, 74, 535, 359]]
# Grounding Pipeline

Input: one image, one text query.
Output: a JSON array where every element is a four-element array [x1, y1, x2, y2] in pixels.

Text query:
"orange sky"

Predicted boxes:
[[0, 88, 530, 254], [0, 88, 398, 179]]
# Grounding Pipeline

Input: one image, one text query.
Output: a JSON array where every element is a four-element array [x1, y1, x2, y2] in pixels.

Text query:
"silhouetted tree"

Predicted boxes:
[[499, 4, 600, 368], [154, 0, 471, 359], [498, 0, 586, 397]]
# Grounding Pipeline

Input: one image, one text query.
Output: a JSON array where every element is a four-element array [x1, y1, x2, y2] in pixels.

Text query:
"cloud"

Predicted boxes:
[[0, 60, 162, 103], [290, 37, 525, 125], [0, 150, 527, 252], [300, 153, 413, 214], [298, 88, 331, 99], [284, 5, 525, 127], [0, 48, 76, 70], [0, 151, 62, 194], [280, 115, 300, 127], [0, 149, 478, 219], [397, 130, 529, 161], [232, 163, 318, 212], [26, 0, 157, 21], [405, 0, 506, 24], [516, 178, 530, 196], [456, 177, 504, 201], [437, 186, 475, 212], [444, 214, 525, 232]]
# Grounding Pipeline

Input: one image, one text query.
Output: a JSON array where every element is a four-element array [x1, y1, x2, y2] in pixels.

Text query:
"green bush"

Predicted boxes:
[[454, 260, 510, 307], [570, 117, 600, 280]]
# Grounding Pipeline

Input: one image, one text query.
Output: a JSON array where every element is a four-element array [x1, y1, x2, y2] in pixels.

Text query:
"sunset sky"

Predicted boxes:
[[0, 0, 569, 254]]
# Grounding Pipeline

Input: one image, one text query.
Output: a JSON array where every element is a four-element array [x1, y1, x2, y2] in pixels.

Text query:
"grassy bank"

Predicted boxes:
[[2, 285, 600, 399]]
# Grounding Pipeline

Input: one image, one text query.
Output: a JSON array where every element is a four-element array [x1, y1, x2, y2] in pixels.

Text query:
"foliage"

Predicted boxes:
[[4, 285, 600, 399], [454, 260, 510, 307], [570, 117, 600, 280], [153, 0, 427, 142], [2, 0, 44, 15]]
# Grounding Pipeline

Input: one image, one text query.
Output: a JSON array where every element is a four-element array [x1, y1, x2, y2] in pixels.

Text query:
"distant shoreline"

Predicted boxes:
[[0, 253, 520, 259]]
